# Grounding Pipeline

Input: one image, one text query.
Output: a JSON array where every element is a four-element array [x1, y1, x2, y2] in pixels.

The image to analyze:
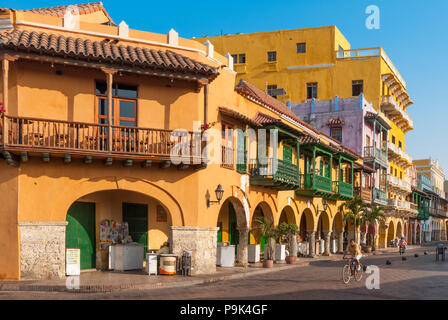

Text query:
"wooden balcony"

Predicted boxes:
[[248, 158, 298, 190], [363, 146, 388, 168], [0, 115, 203, 166], [354, 186, 372, 202], [296, 173, 333, 198], [373, 187, 388, 206], [332, 181, 354, 200]]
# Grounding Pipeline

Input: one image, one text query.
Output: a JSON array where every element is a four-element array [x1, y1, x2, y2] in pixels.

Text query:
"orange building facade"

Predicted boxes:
[[0, 3, 369, 280]]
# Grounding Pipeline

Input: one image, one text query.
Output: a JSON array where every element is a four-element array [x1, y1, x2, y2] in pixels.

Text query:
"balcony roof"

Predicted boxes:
[[0, 29, 219, 82]]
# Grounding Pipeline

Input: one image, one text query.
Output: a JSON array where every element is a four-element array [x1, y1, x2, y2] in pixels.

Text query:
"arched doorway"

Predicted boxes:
[[249, 203, 273, 253], [217, 198, 243, 246], [316, 211, 331, 255], [416, 224, 421, 244], [379, 221, 387, 248], [387, 220, 395, 246], [396, 221, 403, 239], [66, 190, 172, 270]]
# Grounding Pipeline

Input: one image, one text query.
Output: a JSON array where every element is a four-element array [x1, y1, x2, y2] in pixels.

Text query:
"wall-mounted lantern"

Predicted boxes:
[[207, 184, 224, 208]]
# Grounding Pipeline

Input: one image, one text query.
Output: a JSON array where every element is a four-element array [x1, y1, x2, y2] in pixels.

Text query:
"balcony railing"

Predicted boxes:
[[387, 174, 411, 192], [298, 173, 333, 193], [387, 199, 411, 209], [373, 187, 387, 204], [0, 115, 201, 162], [363, 146, 388, 165], [354, 186, 373, 202], [248, 158, 298, 188], [381, 95, 413, 128], [333, 181, 354, 198]]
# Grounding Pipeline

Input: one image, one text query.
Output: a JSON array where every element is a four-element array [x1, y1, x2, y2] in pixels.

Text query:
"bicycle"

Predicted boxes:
[[399, 245, 406, 256], [342, 257, 363, 284]]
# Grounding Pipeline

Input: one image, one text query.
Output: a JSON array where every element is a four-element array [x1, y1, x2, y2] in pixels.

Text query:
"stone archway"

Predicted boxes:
[[217, 196, 248, 266], [249, 201, 274, 253], [387, 220, 396, 246], [316, 210, 331, 256], [396, 221, 403, 239]]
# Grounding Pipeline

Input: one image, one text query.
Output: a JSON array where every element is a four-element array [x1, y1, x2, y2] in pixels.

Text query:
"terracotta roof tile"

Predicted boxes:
[[24, 2, 104, 18], [234, 80, 360, 159], [0, 29, 219, 81], [327, 117, 345, 126], [252, 112, 281, 125], [235, 80, 300, 122]]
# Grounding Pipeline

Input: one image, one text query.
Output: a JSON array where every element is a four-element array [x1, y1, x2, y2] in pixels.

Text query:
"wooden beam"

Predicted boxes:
[[104, 157, 113, 166], [160, 160, 171, 168], [141, 159, 152, 168], [20, 151, 28, 162], [2, 59, 9, 146], [64, 153, 71, 164], [42, 153, 50, 162], [2, 151, 18, 166], [5, 51, 211, 85], [123, 159, 133, 167]]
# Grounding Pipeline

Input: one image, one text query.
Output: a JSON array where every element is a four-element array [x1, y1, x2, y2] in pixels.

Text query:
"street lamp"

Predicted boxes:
[[317, 199, 329, 213], [207, 184, 224, 207]]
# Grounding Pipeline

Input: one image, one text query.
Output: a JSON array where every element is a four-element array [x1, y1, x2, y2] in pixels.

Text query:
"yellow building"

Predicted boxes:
[[197, 27, 415, 242], [0, 3, 407, 281]]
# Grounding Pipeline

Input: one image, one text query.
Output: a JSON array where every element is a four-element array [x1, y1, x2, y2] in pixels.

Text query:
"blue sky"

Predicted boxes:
[[7, 0, 448, 173]]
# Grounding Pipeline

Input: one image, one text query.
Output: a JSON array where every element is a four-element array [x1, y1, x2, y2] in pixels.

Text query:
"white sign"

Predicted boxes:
[[66, 248, 80, 276]]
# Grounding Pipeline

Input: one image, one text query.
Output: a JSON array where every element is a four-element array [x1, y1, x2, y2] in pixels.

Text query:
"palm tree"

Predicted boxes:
[[339, 195, 370, 244], [362, 206, 386, 249], [254, 217, 278, 261]]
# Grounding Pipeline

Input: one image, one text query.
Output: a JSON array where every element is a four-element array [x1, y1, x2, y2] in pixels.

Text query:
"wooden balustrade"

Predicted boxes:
[[0, 115, 202, 162]]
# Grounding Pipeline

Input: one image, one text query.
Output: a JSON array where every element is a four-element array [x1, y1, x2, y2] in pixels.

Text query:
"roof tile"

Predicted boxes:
[[0, 29, 218, 80]]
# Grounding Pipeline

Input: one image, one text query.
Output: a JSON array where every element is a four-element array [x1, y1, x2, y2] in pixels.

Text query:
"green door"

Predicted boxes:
[[66, 202, 96, 269], [228, 202, 239, 245], [123, 203, 148, 257]]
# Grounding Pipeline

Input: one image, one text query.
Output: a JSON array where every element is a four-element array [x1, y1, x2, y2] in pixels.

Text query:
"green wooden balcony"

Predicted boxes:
[[332, 181, 354, 200], [373, 187, 387, 205], [417, 206, 430, 220], [248, 158, 298, 190], [296, 173, 333, 197]]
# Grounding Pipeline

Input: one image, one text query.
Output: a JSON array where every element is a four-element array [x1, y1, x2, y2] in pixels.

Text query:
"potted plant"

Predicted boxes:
[[254, 217, 277, 268], [278, 222, 299, 264]]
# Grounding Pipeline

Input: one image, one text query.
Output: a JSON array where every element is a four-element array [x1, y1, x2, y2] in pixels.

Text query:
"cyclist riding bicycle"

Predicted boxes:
[[343, 239, 362, 271], [398, 237, 407, 253]]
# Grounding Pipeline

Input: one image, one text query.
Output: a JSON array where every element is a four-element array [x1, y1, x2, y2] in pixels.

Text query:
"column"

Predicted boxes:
[[323, 230, 332, 256], [101, 68, 116, 152], [337, 230, 344, 254], [170, 226, 219, 275], [2, 58, 9, 145], [360, 231, 367, 245], [307, 230, 316, 257], [236, 228, 249, 266]]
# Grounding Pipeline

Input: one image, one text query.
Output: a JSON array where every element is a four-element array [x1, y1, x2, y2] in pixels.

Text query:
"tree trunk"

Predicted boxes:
[[289, 235, 297, 257]]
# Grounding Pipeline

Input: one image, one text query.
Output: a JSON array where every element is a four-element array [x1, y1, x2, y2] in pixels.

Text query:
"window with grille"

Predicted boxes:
[[297, 42, 306, 53], [267, 51, 277, 62], [330, 126, 342, 143]]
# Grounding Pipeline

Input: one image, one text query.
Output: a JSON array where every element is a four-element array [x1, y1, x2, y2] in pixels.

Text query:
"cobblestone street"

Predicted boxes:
[[1, 246, 447, 300]]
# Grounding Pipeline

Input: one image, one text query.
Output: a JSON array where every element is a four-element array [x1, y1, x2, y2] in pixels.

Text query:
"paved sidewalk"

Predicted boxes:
[[0, 246, 422, 294], [0, 257, 319, 293]]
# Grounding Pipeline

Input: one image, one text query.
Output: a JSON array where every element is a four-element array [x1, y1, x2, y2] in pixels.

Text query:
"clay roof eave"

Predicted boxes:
[[0, 29, 219, 82]]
